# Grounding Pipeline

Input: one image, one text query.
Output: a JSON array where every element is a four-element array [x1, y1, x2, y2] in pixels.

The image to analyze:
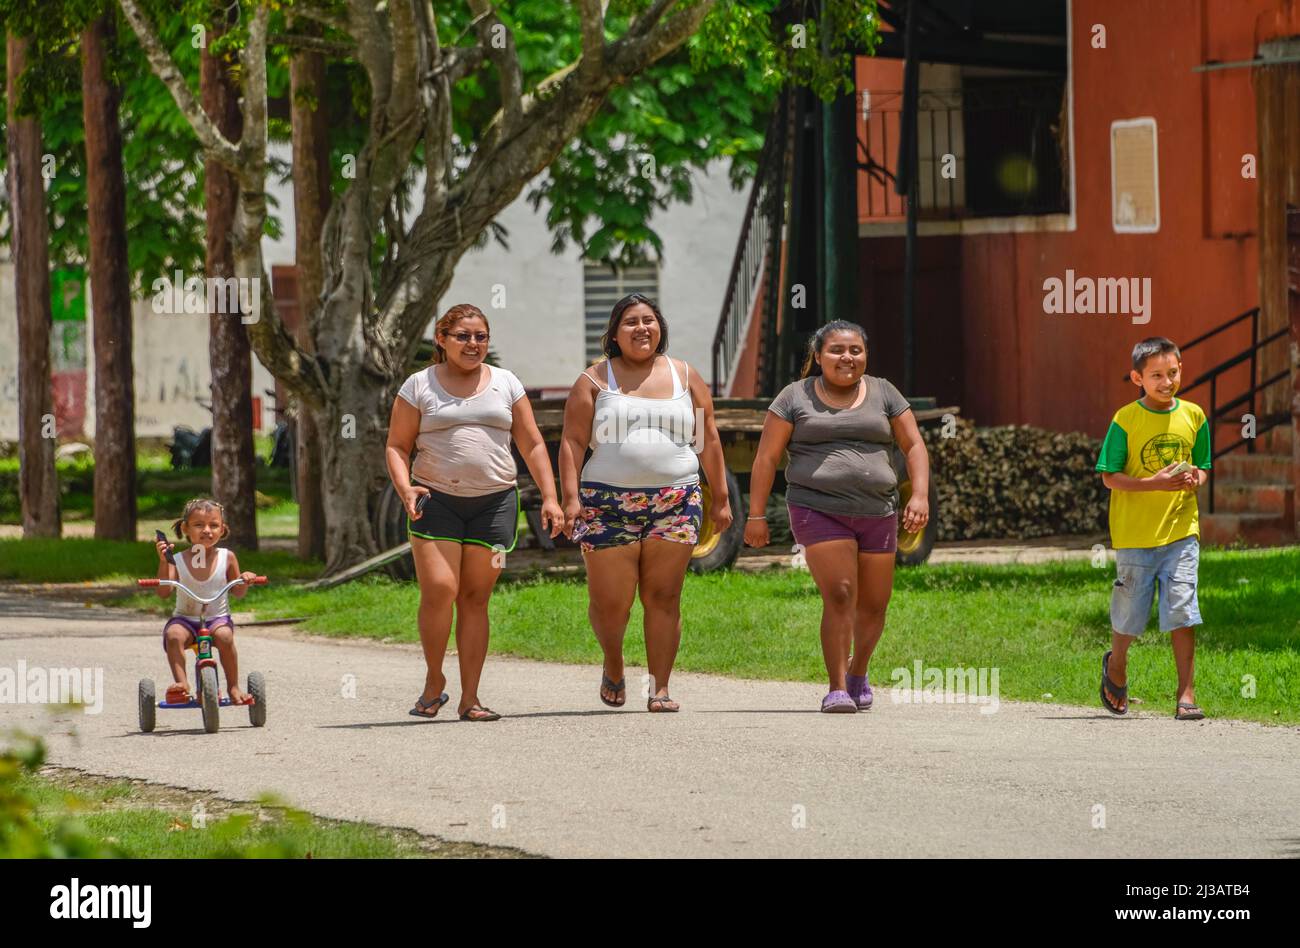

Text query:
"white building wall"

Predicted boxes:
[[438, 163, 747, 392], [1, 146, 746, 439]]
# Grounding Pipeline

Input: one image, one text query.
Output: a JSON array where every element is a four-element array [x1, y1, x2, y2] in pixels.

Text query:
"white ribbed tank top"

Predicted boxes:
[[173, 547, 231, 619], [581, 356, 700, 489]]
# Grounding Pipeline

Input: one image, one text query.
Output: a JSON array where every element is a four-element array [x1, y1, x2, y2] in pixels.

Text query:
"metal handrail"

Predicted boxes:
[[1168, 308, 1290, 513], [711, 100, 787, 397]]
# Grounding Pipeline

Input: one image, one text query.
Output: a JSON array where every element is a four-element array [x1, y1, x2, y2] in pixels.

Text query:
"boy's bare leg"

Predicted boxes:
[[1170, 626, 1196, 706], [1105, 631, 1136, 712], [212, 626, 247, 704]]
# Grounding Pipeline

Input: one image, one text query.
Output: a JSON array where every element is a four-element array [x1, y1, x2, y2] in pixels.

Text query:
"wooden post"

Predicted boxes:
[[1254, 39, 1300, 537]]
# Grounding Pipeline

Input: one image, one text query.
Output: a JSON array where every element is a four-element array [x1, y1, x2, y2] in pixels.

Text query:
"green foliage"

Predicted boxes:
[[0, 0, 878, 293], [0, 733, 124, 857], [0, 0, 288, 294]]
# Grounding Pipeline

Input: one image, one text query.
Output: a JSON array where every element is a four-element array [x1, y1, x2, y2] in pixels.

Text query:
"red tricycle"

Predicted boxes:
[[136, 574, 268, 734]]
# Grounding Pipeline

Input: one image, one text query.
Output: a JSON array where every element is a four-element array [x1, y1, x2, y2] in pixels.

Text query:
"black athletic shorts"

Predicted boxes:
[[407, 482, 520, 552]]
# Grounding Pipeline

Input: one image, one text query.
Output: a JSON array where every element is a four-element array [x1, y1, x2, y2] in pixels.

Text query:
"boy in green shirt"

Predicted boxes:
[[1094, 337, 1212, 720]]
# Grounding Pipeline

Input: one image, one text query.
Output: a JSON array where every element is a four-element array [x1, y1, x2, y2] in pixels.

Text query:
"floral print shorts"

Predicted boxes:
[[573, 481, 704, 552]]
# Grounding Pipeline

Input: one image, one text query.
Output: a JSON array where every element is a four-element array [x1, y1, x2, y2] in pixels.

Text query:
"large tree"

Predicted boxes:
[[6, 33, 61, 537], [202, 6, 259, 550], [80, 6, 137, 541], [287, 13, 330, 561], [119, 0, 875, 571]]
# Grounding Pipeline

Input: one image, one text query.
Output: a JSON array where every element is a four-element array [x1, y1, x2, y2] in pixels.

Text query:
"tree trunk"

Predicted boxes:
[[81, 13, 138, 541], [289, 22, 330, 561], [310, 368, 395, 574], [202, 19, 258, 550], [7, 35, 61, 539]]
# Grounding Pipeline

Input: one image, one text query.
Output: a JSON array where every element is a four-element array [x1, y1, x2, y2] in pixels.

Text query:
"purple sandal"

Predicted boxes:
[[846, 672, 873, 710], [821, 690, 858, 714]]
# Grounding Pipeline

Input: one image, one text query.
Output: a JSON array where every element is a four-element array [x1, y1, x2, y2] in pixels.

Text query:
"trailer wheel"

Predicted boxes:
[[895, 477, 939, 566], [371, 482, 416, 580], [689, 468, 744, 573]]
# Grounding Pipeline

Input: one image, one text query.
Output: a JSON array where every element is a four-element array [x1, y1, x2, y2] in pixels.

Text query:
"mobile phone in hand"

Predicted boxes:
[[414, 493, 429, 517], [1169, 461, 1193, 476], [155, 529, 175, 564]]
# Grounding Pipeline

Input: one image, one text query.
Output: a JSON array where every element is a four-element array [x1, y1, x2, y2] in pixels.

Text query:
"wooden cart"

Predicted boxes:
[[372, 397, 957, 577]]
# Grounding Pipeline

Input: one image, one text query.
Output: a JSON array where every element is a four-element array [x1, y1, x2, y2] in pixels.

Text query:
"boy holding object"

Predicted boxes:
[[1094, 337, 1212, 720]]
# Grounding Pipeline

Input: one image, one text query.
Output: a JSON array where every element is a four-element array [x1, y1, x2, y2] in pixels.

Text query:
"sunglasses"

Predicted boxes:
[[448, 331, 489, 344]]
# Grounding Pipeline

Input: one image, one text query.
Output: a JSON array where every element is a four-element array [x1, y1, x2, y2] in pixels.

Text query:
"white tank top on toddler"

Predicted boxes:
[[173, 547, 231, 619], [581, 356, 700, 489]]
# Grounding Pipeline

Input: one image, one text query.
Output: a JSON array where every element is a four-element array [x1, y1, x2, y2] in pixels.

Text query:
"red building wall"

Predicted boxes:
[[857, 0, 1300, 438]]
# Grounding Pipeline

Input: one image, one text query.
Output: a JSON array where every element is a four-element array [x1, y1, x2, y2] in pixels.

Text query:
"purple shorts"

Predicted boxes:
[[162, 614, 233, 652], [788, 504, 898, 554]]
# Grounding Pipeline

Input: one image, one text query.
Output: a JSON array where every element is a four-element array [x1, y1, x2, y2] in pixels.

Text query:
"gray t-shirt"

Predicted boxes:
[[768, 375, 912, 516], [397, 364, 526, 496]]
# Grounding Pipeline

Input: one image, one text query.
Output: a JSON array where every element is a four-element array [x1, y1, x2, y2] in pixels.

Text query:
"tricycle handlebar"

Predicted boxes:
[[136, 576, 268, 602]]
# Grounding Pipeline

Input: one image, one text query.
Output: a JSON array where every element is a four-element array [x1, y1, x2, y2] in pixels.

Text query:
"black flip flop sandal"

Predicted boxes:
[[647, 695, 679, 713], [409, 692, 449, 718], [1100, 651, 1128, 716], [460, 705, 501, 721], [600, 673, 626, 708], [1175, 702, 1205, 721]]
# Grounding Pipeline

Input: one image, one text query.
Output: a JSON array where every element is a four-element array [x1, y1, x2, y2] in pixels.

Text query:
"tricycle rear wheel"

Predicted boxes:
[[247, 671, 267, 727], [199, 665, 220, 734], [138, 678, 156, 733]]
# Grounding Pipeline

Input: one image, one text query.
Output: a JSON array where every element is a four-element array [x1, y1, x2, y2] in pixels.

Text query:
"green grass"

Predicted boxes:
[[0, 453, 295, 525], [0, 538, 321, 584], [145, 545, 1299, 726], [14, 771, 509, 858]]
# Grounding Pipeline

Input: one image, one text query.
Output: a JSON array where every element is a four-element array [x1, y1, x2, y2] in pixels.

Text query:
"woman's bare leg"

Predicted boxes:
[[584, 543, 641, 704], [849, 552, 895, 677], [637, 538, 695, 706], [411, 537, 462, 709], [803, 539, 860, 692], [453, 544, 504, 714]]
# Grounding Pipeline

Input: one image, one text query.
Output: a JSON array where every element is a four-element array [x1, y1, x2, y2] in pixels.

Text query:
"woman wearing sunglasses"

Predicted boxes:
[[385, 303, 563, 721]]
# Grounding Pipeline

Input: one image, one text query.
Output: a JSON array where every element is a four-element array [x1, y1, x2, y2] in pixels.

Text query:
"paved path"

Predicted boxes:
[[2, 591, 1297, 858]]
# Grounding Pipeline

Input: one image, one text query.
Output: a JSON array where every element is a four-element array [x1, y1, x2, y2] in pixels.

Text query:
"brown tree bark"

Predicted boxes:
[[289, 21, 330, 561], [81, 12, 138, 541], [201, 17, 258, 550], [7, 35, 61, 538]]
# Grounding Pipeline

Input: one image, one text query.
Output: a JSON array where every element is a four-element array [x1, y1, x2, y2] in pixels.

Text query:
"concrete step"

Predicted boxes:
[[1199, 481, 1295, 517], [1200, 512, 1296, 548], [1214, 452, 1293, 483]]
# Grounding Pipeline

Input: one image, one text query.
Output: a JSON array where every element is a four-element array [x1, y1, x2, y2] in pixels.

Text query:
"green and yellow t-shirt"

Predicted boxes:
[[1094, 398, 1212, 549]]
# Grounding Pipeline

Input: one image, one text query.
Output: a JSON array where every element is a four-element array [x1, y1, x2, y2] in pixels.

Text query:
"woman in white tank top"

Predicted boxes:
[[559, 294, 733, 712]]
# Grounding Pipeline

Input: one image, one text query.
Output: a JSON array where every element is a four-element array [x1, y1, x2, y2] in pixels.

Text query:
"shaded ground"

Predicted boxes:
[[3, 592, 1297, 858]]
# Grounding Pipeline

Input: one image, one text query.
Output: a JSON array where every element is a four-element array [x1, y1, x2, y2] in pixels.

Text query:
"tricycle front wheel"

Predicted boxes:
[[199, 665, 220, 734]]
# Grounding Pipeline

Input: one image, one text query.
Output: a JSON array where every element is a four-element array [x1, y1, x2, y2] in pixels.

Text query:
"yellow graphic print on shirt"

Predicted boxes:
[[1094, 398, 1212, 550]]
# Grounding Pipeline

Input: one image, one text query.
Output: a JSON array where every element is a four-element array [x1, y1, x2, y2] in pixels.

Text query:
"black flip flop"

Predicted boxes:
[[1175, 702, 1205, 721], [460, 705, 501, 722], [647, 695, 679, 713], [600, 673, 626, 708], [1100, 651, 1128, 716], [409, 692, 449, 718]]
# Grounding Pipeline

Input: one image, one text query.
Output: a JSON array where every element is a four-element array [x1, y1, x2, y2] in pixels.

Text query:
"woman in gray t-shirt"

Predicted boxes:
[[744, 320, 931, 714]]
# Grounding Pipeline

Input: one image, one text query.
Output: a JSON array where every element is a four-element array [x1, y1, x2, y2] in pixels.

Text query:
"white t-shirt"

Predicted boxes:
[[396, 364, 527, 496]]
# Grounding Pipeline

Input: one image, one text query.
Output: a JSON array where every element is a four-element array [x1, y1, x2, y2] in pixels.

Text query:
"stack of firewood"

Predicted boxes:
[[919, 419, 1109, 541]]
